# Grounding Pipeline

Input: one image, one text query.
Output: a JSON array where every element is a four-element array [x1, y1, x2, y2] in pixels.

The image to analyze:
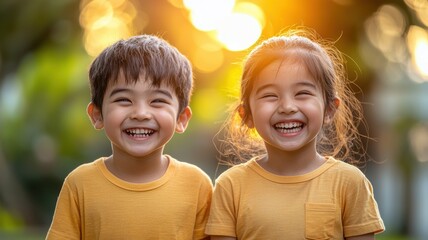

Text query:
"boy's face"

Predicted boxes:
[[87, 72, 191, 159]]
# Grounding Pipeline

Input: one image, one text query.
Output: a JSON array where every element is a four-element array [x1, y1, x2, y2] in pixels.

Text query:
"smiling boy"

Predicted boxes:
[[46, 35, 213, 240]]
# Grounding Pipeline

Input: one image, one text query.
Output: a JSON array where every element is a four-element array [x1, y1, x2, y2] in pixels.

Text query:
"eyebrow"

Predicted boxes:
[[109, 88, 131, 97], [296, 81, 318, 90], [254, 83, 275, 95], [254, 81, 318, 95], [153, 89, 173, 99], [109, 87, 174, 99]]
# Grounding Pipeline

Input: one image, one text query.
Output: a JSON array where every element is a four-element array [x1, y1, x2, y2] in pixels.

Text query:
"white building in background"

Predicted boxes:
[[370, 66, 428, 239]]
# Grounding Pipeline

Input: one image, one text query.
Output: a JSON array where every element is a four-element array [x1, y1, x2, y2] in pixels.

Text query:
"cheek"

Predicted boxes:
[[102, 107, 126, 124], [305, 101, 326, 121], [157, 108, 178, 123], [248, 102, 274, 125]]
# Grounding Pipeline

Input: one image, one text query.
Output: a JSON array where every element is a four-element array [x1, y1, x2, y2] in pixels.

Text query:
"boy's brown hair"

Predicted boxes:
[[88, 35, 193, 115]]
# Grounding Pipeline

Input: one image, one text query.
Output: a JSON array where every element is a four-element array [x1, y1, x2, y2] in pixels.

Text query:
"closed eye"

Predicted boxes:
[[260, 94, 278, 99], [152, 98, 170, 104], [114, 98, 131, 103], [296, 90, 313, 96]]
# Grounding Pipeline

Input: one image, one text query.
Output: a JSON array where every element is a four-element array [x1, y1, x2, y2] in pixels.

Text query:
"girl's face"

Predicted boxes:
[[246, 60, 328, 154], [88, 72, 190, 160]]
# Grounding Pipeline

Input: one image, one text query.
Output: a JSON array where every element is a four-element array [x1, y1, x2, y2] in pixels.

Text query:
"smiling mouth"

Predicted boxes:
[[274, 122, 304, 133], [124, 128, 155, 138]]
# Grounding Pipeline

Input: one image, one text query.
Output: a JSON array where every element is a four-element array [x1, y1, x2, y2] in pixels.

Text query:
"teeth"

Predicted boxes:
[[275, 122, 303, 129], [125, 128, 154, 137], [274, 122, 303, 133]]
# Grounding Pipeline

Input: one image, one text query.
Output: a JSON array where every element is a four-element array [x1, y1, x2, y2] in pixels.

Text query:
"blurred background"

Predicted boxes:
[[1, 0, 428, 239]]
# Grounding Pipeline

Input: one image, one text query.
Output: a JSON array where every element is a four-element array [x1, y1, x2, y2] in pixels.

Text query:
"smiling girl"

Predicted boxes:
[[206, 28, 385, 239]]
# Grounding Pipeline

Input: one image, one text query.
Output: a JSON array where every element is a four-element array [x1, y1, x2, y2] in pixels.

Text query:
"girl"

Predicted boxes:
[[206, 28, 385, 239]]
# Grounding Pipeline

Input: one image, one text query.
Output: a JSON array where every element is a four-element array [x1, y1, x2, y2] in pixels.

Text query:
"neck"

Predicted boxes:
[[105, 149, 169, 183], [259, 143, 324, 176]]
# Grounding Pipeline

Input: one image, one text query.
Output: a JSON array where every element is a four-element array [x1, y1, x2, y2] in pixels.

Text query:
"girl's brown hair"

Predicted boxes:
[[216, 28, 367, 166]]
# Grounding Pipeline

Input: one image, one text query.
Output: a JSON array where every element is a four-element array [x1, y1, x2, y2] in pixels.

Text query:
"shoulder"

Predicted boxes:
[[213, 162, 251, 185], [64, 158, 104, 184], [326, 157, 372, 186], [169, 156, 213, 185], [330, 158, 366, 177]]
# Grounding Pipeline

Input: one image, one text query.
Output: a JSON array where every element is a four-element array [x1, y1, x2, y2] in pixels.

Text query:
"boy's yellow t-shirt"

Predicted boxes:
[[47, 155, 213, 240], [206, 157, 385, 239]]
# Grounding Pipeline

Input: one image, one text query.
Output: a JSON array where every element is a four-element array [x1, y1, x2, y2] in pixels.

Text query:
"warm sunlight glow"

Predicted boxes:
[[234, 2, 265, 28], [80, 0, 114, 30], [168, 0, 184, 8], [407, 25, 428, 80], [190, 11, 230, 31], [192, 47, 224, 73], [185, 0, 235, 31], [80, 0, 137, 56], [216, 13, 262, 51], [414, 40, 428, 77], [84, 17, 130, 56], [107, 0, 126, 8], [183, 0, 263, 51], [192, 89, 226, 123]]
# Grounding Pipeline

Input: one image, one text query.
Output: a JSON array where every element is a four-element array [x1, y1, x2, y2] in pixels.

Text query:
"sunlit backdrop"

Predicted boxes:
[[1, 0, 428, 239]]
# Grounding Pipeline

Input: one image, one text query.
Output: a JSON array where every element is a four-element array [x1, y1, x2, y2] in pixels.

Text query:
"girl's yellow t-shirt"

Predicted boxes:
[[206, 157, 385, 239]]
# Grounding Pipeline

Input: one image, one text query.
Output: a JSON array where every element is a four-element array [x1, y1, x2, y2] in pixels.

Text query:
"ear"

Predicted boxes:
[[324, 97, 340, 125], [238, 104, 254, 128], [175, 106, 192, 133], [87, 102, 104, 130]]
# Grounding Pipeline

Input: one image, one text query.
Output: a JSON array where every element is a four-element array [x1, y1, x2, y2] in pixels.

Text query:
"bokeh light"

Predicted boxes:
[[365, 3, 428, 82], [185, 0, 235, 31], [364, 4, 407, 63], [216, 12, 262, 51], [407, 25, 428, 80], [184, 0, 263, 52], [192, 47, 224, 73], [405, 0, 428, 27], [3, 0, 428, 238], [409, 123, 428, 163], [79, 0, 138, 56], [234, 2, 265, 28]]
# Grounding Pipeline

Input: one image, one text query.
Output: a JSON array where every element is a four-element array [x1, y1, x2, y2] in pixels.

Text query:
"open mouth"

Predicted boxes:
[[274, 122, 304, 133], [124, 128, 155, 138]]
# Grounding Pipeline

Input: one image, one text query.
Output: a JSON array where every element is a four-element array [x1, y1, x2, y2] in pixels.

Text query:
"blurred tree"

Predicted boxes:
[[0, 0, 86, 229], [0, 0, 420, 238]]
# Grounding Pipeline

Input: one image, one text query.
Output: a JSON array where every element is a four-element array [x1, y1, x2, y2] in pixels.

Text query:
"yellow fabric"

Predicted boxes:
[[47, 155, 213, 240], [206, 157, 384, 239]]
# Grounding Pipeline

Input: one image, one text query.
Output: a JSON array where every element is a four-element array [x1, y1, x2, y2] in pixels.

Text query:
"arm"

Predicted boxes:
[[211, 236, 237, 240], [342, 169, 385, 237], [46, 180, 81, 240], [346, 232, 375, 240]]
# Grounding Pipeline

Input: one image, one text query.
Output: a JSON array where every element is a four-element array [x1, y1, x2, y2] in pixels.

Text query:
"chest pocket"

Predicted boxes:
[[305, 203, 337, 239]]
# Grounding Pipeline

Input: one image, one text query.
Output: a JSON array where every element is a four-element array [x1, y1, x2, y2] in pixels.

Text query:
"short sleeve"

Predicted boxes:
[[193, 173, 214, 240], [342, 171, 385, 237], [46, 178, 81, 240], [205, 175, 237, 237]]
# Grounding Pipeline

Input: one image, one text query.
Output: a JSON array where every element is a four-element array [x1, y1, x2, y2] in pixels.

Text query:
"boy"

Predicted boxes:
[[46, 35, 213, 239]]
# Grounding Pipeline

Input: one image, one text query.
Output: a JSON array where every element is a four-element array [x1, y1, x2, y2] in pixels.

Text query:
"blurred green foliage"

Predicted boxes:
[[1, 0, 426, 239]]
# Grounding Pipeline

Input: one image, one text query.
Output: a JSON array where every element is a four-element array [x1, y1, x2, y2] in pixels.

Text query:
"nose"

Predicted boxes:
[[278, 97, 298, 114], [130, 102, 152, 121]]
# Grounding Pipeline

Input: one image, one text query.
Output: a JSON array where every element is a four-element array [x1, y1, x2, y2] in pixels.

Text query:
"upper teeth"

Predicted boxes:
[[126, 129, 153, 134], [275, 122, 302, 129]]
